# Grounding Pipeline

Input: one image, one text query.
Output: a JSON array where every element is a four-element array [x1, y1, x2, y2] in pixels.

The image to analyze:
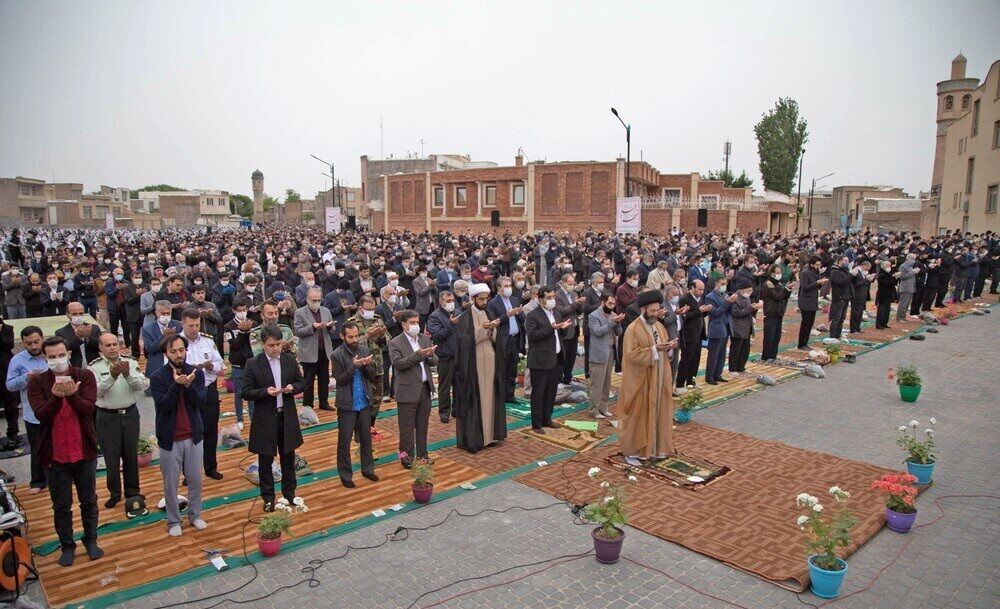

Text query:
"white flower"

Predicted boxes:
[[796, 515, 809, 526], [603, 496, 613, 504], [587, 467, 601, 479], [925, 429, 934, 436], [796, 493, 812, 506], [292, 497, 305, 507], [299, 506, 309, 513], [599, 481, 610, 489], [627, 475, 638, 482], [687, 476, 705, 483], [829, 486, 842, 494], [909, 420, 919, 428], [813, 504, 824, 512], [898, 426, 908, 432], [929, 417, 937, 425], [276, 497, 289, 505]]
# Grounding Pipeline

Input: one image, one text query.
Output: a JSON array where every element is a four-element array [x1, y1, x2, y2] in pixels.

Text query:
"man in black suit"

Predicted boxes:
[[330, 322, 381, 487], [797, 257, 827, 349], [554, 272, 586, 384], [427, 291, 459, 423], [486, 277, 523, 404], [240, 324, 307, 512], [676, 279, 710, 388], [524, 287, 571, 433], [375, 284, 408, 400], [55, 301, 102, 369], [580, 271, 606, 379]]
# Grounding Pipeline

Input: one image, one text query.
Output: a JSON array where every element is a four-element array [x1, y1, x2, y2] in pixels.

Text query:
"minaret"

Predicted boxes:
[[251, 169, 264, 223], [932, 54, 979, 191]]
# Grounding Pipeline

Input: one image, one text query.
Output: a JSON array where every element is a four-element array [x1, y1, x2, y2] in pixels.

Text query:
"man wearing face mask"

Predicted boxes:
[[427, 291, 460, 423], [346, 296, 388, 431], [453, 284, 507, 453], [619, 290, 676, 466], [581, 272, 606, 379], [704, 276, 737, 385], [389, 310, 438, 467], [760, 266, 793, 362], [293, 287, 337, 411], [412, 265, 435, 330], [524, 287, 572, 433], [554, 273, 587, 385], [796, 257, 827, 349], [149, 334, 208, 537], [181, 308, 226, 480], [375, 285, 409, 401], [614, 269, 641, 372], [106, 266, 130, 351], [728, 279, 760, 374], [587, 292, 625, 419], [55, 301, 102, 369], [28, 336, 101, 566], [486, 278, 524, 404], [141, 301, 184, 377]]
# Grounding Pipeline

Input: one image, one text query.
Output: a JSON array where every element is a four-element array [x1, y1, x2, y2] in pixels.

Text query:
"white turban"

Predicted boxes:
[[469, 283, 491, 297]]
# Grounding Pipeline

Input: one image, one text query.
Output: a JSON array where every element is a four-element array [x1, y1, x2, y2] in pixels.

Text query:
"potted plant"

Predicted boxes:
[[871, 473, 919, 533], [824, 344, 841, 364], [516, 356, 527, 387], [583, 466, 638, 564], [256, 497, 308, 557], [137, 436, 155, 467], [404, 452, 434, 503], [675, 388, 703, 424], [897, 418, 936, 484], [895, 365, 921, 402], [796, 487, 857, 599], [257, 511, 293, 557]]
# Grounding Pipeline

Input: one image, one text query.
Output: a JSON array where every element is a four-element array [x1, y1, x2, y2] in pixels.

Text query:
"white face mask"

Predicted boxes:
[[543, 298, 556, 311], [387, 295, 397, 304], [389, 279, 399, 288], [158, 314, 172, 325], [515, 280, 525, 288], [628, 279, 639, 288], [47, 356, 69, 374], [593, 283, 604, 292], [772, 274, 782, 280], [405, 324, 420, 336], [308, 301, 321, 312], [306, 280, 315, 287], [501, 287, 512, 298], [70, 315, 85, 326], [234, 311, 247, 322], [361, 309, 375, 320], [132, 278, 144, 286], [461, 274, 472, 281], [443, 302, 455, 313]]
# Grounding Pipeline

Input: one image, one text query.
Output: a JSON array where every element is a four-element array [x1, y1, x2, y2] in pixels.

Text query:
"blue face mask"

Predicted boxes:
[[274, 292, 285, 301], [700, 261, 710, 271]]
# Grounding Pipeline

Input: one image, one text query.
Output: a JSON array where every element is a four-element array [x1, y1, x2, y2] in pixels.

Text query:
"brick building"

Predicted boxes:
[[372, 155, 777, 236]]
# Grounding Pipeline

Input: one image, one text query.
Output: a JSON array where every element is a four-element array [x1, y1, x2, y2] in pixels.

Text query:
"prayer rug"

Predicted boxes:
[[505, 401, 533, 419], [604, 451, 730, 490], [519, 425, 603, 453]]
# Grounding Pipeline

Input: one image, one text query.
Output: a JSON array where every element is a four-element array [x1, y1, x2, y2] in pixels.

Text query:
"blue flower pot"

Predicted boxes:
[[808, 555, 847, 599], [906, 459, 936, 484], [674, 410, 692, 424]]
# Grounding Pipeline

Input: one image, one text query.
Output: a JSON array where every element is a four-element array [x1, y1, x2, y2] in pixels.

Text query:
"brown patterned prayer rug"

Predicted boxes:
[[605, 451, 730, 489], [520, 426, 603, 452], [516, 422, 925, 592]]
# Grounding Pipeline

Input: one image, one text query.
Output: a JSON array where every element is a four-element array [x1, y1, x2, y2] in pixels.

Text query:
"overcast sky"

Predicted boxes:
[[1, 0, 998, 201]]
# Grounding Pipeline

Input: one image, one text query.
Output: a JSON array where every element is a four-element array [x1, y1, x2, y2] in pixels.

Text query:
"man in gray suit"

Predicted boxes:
[[412, 266, 435, 330], [896, 254, 921, 322], [662, 284, 685, 390], [554, 272, 587, 384], [587, 292, 624, 418], [388, 310, 438, 469], [293, 287, 337, 411]]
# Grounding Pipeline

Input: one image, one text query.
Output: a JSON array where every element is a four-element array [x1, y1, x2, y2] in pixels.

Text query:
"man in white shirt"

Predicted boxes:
[[181, 308, 225, 480]]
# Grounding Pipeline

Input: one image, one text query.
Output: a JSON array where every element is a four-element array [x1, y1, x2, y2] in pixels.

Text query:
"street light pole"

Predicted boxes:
[[611, 108, 631, 197], [796, 149, 805, 232], [310, 154, 336, 217], [807, 171, 836, 233]]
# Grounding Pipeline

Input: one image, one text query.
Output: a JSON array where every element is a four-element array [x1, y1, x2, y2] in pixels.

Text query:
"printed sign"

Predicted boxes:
[[105, 214, 115, 230], [615, 197, 641, 234], [325, 207, 342, 233]]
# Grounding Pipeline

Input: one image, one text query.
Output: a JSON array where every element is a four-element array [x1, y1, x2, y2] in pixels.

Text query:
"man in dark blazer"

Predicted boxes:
[[330, 321, 381, 487], [524, 287, 571, 433], [241, 324, 307, 511], [388, 310, 437, 469], [580, 271, 606, 379], [123, 269, 147, 359], [796, 257, 827, 349], [141, 300, 184, 377], [554, 272, 586, 384], [55, 301, 102, 369], [676, 279, 708, 388], [426, 291, 459, 423], [375, 284, 409, 400], [486, 277, 523, 404]]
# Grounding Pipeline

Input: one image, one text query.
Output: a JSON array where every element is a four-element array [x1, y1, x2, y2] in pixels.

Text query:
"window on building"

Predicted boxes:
[[483, 184, 496, 207], [663, 188, 681, 203], [972, 99, 980, 136], [994, 120, 1000, 150], [988, 185, 998, 214], [966, 157, 975, 194], [432, 187, 444, 209], [961, 94, 971, 110], [114, 206, 122, 218], [944, 95, 954, 110], [95, 205, 109, 219], [18, 184, 30, 196], [511, 183, 525, 207], [953, 192, 960, 209], [82, 206, 92, 219], [346, 191, 356, 203], [454, 186, 467, 208]]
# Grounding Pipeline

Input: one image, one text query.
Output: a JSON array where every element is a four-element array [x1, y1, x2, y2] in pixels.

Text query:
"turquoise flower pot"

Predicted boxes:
[[808, 556, 847, 598], [906, 459, 936, 484], [674, 410, 692, 424]]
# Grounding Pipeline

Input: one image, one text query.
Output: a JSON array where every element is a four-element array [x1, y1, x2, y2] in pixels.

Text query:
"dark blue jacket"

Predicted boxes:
[[705, 289, 733, 339], [150, 362, 206, 451], [426, 306, 458, 360], [487, 293, 524, 352]]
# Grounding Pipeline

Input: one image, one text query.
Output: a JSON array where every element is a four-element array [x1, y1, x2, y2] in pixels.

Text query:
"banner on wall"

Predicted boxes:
[[325, 207, 342, 233], [615, 197, 641, 233], [105, 214, 115, 230]]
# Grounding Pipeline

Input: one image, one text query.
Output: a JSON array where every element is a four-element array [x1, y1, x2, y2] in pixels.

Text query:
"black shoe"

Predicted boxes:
[[205, 470, 224, 480], [263, 501, 275, 513], [440, 415, 450, 424], [341, 478, 356, 488], [686, 380, 696, 387], [717, 378, 729, 383], [319, 406, 336, 411], [362, 472, 379, 482], [58, 548, 74, 567], [84, 543, 104, 561], [400, 459, 413, 470], [105, 496, 121, 509], [706, 380, 718, 386]]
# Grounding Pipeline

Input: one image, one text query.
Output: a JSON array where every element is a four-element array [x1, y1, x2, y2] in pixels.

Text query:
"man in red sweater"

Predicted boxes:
[[28, 335, 102, 567]]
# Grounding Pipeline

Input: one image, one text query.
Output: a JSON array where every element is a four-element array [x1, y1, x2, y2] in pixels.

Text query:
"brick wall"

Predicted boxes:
[[159, 195, 201, 226], [678, 209, 730, 234], [736, 211, 769, 233], [533, 162, 617, 233]]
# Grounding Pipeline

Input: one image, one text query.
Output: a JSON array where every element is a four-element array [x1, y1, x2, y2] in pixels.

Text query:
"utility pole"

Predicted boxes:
[[796, 148, 805, 232], [379, 117, 384, 159], [808, 178, 816, 232], [723, 140, 731, 176]]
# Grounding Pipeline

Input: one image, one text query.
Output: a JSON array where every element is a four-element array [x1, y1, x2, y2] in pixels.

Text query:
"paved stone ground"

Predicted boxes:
[[9, 311, 999, 609]]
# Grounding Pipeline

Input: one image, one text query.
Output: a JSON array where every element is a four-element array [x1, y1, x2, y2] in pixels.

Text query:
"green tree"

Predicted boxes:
[[703, 168, 754, 189], [230, 194, 254, 217], [263, 195, 280, 211], [285, 188, 301, 202], [754, 98, 808, 195], [129, 184, 185, 199]]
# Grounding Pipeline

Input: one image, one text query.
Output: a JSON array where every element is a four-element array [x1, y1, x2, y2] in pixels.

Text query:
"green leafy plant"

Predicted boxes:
[[137, 436, 155, 455], [796, 487, 857, 571], [895, 365, 921, 387], [824, 344, 841, 356], [583, 467, 638, 540], [257, 511, 293, 541], [403, 452, 434, 489], [678, 388, 704, 412], [516, 356, 527, 374], [897, 418, 936, 464]]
